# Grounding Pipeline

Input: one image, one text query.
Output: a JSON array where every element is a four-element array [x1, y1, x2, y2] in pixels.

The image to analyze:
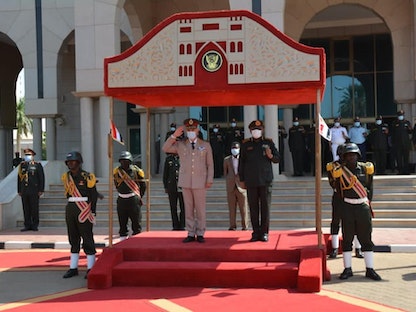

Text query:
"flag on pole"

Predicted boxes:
[[110, 120, 124, 145], [318, 114, 332, 141]]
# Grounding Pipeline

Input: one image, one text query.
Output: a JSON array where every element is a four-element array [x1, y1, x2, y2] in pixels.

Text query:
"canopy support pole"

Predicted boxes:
[[108, 97, 114, 247], [315, 89, 323, 248], [145, 107, 151, 231]]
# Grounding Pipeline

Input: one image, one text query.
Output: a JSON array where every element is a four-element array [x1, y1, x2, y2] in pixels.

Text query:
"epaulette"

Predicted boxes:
[[264, 137, 273, 142], [242, 138, 251, 143]]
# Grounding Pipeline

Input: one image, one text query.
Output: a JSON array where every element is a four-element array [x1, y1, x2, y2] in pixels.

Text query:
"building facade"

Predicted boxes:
[[0, 0, 415, 179]]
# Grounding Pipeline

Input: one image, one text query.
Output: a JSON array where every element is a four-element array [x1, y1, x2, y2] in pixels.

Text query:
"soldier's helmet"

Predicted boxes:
[[336, 144, 345, 157], [65, 151, 83, 164], [342, 143, 361, 157], [119, 151, 133, 162]]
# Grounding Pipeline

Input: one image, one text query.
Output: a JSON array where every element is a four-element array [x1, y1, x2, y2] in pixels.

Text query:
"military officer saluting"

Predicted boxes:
[[17, 148, 45, 232], [239, 120, 280, 242]]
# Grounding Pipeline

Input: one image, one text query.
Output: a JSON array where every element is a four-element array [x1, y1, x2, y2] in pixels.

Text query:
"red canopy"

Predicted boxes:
[[104, 10, 325, 107]]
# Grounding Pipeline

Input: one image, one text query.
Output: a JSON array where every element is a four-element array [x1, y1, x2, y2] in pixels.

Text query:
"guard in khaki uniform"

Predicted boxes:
[[61, 151, 98, 279], [328, 143, 381, 281], [163, 118, 214, 243], [223, 141, 249, 231]]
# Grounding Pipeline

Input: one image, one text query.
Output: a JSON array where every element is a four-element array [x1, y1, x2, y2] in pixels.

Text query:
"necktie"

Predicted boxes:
[[191, 142, 195, 150]]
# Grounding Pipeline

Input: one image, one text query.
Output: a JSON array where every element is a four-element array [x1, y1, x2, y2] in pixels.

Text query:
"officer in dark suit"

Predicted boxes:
[[239, 120, 280, 242], [288, 117, 306, 176], [163, 153, 185, 230], [369, 115, 389, 174], [390, 110, 412, 174], [209, 124, 225, 178], [17, 148, 45, 231], [278, 125, 287, 173]]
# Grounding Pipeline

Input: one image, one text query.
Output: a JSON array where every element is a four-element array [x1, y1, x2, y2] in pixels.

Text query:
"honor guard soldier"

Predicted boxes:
[[62, 151, 98, 279], [114, 151, 146, 240], [163, 118, 214, 243], [239, 120, 280, 242], [328, 143, 381, 281], [17, 148, 45, 232]]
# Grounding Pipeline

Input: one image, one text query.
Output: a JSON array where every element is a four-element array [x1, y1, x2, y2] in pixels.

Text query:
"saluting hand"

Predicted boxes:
[[173, 126, 184, 138]]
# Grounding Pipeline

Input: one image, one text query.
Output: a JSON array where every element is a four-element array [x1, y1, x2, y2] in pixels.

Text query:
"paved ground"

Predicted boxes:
[[1, 227, 415, 311]]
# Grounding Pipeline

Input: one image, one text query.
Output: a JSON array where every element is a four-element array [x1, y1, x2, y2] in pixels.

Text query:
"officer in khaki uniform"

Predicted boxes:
[[163, 118, 214, 243]]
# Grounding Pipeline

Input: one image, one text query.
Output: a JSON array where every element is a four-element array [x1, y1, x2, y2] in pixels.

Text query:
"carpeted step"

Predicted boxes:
[[111, 260, 299, 288]]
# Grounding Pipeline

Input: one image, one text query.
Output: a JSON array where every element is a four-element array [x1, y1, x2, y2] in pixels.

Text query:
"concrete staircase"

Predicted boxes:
[[19, 175, 416, 230]]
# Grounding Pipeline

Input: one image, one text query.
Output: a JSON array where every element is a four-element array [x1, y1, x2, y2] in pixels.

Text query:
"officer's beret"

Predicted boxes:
[[248, 120, 264, 130], [397, 110, 404, 116], [183, 118, 199, 129], [23, 148, 36, 155]]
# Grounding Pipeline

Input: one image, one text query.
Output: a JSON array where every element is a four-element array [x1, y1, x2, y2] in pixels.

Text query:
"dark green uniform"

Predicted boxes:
[[288, 124, 306, 176], [62, 170, 98, 255], [390, 117, 412, 174], [114, 165, 146, 237]]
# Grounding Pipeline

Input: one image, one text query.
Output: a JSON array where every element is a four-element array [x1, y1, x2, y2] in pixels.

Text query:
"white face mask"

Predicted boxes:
[[231, 122, 236, 128], [376, 120, 382, 125], [231, 148, 240, 156], [170, 127, 176, 132], [24, 155, 33, 162], [187, 131, 197, 140], [251, 129, 262, 139], [293, 122, 299, 127], [354, 122, 360, 127], [398, 115, 404, 121], [213, 128, 219, 133], [334, 122, 340, 127]]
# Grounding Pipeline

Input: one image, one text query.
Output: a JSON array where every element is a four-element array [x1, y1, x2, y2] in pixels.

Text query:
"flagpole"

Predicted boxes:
[[108, 97, 114, 247], [146, 107, 151, 231], [315, 89, 322, 248]]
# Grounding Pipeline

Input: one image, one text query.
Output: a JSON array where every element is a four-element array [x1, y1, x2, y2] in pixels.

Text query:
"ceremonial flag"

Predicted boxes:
[[318, 114, 331, 141], [110, 120, 124, 145]]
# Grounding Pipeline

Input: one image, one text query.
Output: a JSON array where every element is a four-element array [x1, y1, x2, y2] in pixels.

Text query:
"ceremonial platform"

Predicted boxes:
[[87, 230, 329, 293]]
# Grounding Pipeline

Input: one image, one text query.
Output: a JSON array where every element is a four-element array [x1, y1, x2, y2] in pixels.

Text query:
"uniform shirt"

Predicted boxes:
[[62, 169, 98, 213], [163, 154, 181, 193], [369, 124, 388, 149], [348, 126, 367, 144], [238, 137, 280, 187], [330, 126, 348, 145], [113, 165, 146, 197], [17, 161, 45, 195]]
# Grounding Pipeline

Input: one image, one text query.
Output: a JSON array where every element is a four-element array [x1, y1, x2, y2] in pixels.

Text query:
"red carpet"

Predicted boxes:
[[88, 230, 328, 292]]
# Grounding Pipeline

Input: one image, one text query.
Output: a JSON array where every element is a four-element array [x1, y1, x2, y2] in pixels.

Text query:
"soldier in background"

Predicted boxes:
[[114, 151, 146, 240], [369, 115, 389, 174], [210, 124, 225, 178], [17, 148, 44, 232], [390, 110, 412, 174], [278, 125, 287, 174], [288, 117, 306, 176], [225, 118, 244, 155]]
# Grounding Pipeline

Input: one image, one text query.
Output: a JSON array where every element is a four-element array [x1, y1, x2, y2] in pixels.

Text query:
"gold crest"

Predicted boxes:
[[202, 50, 222, 72]]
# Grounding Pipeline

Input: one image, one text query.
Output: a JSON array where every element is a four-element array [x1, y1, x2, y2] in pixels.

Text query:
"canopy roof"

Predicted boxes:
[[104, 10, 325, 107]]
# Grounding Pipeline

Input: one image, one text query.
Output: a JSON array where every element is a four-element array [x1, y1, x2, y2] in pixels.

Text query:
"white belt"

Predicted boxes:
[[68, 197, 88, 202], [344, 197, 368, 205], [118, 192, 136, 198]]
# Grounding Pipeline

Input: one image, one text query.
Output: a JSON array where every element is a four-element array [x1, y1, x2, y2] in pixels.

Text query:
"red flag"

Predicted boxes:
[[110, 120, 124, 145]]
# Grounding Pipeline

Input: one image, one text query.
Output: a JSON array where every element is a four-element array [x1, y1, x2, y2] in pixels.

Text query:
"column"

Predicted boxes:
[[140, 111, 148, 173], [283, 108, 293, 176], [264, 105, 280, 179], [243, 106, 257, 138], [32, 118, 42, 160], [46, 117, 56, 160], [98, 96, 110, 178], [80, 97, 94, 173]]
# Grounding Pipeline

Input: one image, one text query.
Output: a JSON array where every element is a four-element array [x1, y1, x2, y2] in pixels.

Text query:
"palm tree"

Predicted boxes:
[[15, 98, 32, 153]]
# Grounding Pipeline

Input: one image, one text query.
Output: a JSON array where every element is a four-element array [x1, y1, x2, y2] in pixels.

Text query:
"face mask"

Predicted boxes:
[[24, 155, 33, 162], [334, 122, 340, 127], [354, 122, 360, 127], [170, 127, 176, 132], [187, 131, 197, 140], [293, 122, 299, 127], [376, 120, 382, 125], [398, 115, 404, 121], [231, 148, 240, 156], [251, 129, 262, 139], [231, 122, 236, 128], [213, 128, 218, 133]]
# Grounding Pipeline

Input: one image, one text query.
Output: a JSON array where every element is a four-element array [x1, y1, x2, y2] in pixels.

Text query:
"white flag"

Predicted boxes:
[[318, 114, 332, 141]]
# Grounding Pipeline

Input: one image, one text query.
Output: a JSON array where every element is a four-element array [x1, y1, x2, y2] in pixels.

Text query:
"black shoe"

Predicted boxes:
[[20, 228, 30, 232], [365, 268, 381, 281], [260, 234, 269, 242], [339, 268, 353, 280], [249, 234, 259, 242], [32, 228, 39, 232], [196, 236, 205, 243], [355, 248, 364, 258], [85, 269, 91, 279], [182, 236, 195, 243], [63, 268, 79, 278], [328, 248, 338, 259], [228, 227, 236, 231]]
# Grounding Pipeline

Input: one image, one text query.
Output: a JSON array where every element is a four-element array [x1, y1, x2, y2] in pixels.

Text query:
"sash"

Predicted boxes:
[[117, 168, 141, 198], [340, 166, 368, 199], [64, 173, 95, 224]]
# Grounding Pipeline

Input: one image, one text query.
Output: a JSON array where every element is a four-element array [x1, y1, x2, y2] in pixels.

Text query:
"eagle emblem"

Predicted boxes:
[[202, 50, 222, 72]]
